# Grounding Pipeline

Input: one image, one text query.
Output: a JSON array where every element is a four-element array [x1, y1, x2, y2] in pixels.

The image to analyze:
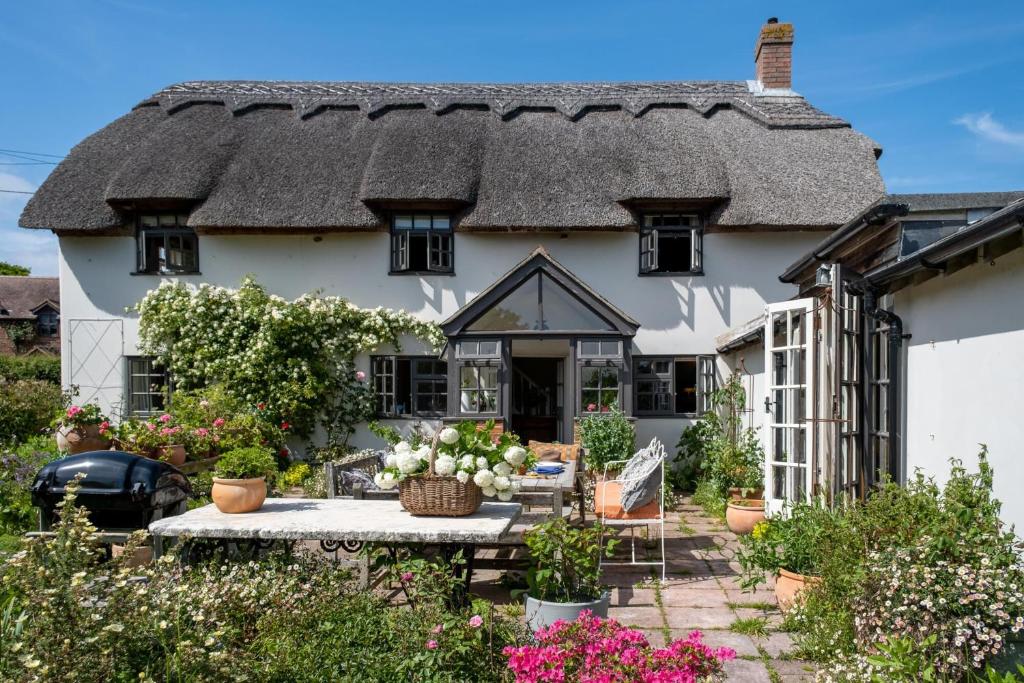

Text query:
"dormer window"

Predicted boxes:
[[136, 214, 199, 275], [35, 306, 59, 337], [639, 214, 703, 275], [390, 213, 453, 275]]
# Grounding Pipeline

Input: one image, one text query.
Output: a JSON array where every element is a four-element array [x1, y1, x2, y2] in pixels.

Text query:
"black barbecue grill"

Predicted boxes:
[[32, 451, 191, 531]]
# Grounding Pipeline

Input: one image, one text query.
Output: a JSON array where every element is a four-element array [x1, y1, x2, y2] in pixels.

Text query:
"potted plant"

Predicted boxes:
[[577, 406, 635, 480], [210, 446, 276, 513], [54, 403, 111, 454], [726, 497, 766, 535], [113, 415, 187, 466], [517, 517, 618, 631]]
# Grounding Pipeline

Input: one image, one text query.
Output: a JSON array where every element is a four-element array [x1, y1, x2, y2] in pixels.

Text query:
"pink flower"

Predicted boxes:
[[355, 370, 366, 382], [159, 413, 172, 423], [425, 640, 438, 650], [400, 571, 414, 583], [432, 624, 444, 634], [587, 403, 597, 412], [160, 427, 174, 437], [66, 405, 82, 418], [194, 428, 209, 437], [146, 422, 157, 432], [469, 615, 483, 629], [212, 418, 226, 428]]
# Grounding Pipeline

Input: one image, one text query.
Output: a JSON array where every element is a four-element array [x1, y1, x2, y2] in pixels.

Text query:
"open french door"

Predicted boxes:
[[763, 299, 814, 516]]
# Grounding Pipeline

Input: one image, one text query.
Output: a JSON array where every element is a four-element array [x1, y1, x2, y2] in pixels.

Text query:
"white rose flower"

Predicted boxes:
[[476, 457, 490, 471], [434, 455, 456, 477], [497, 490, 513, 502], [473, 470, 495, 488], [394, 441, 412, 455], [493, 462, 512, 477], [483, 486, 497, 498], [503, 446, 527, 467], [438, 427, 460, 445], [455, 470, 470, 484], [397, 453, 421, 474]]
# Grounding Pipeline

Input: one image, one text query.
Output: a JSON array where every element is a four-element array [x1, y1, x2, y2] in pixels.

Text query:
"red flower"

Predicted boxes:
[[280, 421, 290, 431], [279, 448, 289, 458], [257, 402, 266, 410]]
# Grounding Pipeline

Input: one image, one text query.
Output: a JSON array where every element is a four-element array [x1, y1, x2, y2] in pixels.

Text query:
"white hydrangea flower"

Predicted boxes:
[[455, 470, 470, 484], [493, 462, 512, 477], [482, 486, 497, 498], [385, 453, 397, 467], [503, 446, 527, 467], [397, 453, 421, 474], [476, 456, 490, 471], [459, 454, 475, 470], [394, 441, 412, 455], [473, 469, 495, 488], [493, 476, 511, 491], [414, 445, 431, 461], [434, 455, 456, 477], [438, 427, 460, 445], [375, 472, 399, 490], [497, 490, 513, 502]]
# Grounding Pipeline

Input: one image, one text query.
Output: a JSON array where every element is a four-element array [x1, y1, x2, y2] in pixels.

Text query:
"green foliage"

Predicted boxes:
[[520, 518, 618, 602], [0, 380, 62, 444], [0, 262, 29, 276], [279, 462, 312, 489], [162, 385, 287, 456], [680, 372, 763, 513], [578, 406, 635, 473], [213, 447, 276, 480], [0, 436, 60, 535], [729, 616, 769, 637], [135, 276, 443, 440], [0, 481, 525, 682], [0, 355, 60, 383], [368, 420, 431, 449], [4, 323, 35, 350]]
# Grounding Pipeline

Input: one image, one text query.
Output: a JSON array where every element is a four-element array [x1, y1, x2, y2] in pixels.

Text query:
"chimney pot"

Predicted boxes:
[[755, 19, 794, 90]]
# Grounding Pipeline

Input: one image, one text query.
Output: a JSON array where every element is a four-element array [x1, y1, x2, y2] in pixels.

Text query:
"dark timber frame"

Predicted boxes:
[[441, 248, 639, 442]]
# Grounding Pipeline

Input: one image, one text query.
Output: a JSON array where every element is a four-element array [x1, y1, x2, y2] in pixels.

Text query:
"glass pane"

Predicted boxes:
[[790, 349, 806, 385], [478, 341, 499, 356], [479, 366, 498, 390], [580, 341, 600, 356], [599, 367, 618, 387], [394, 215, 413, 229], [581, 390, 600, 412], [773, 428, 787, 461], [460, 367, 477, 388], [480, 390, 497, 412], [141, 215, 158, 227], [599, 340, 620, 356], [773, 466, 786, 500], [461, 390, 479, 413], [459, 341, 478, 356], [159, 214, 176, 227], [413, 215, 431, 229], [581, 367, 600, 389], [772, 352, 786, 386], [790, 313, 806, 346], [654, 360, 670, 375], [636, 394, 652, 411], [468, 274, 540, 331], [432, 215, 450, 230], [772, 313, 787, 349], [636, 359, 653, 376], [599, 389, 618, 410], [539, 274, 613, 331], [794, 429, 807, 463]]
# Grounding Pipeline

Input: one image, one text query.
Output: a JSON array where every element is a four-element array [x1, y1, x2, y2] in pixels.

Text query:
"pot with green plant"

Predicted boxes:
[[54, 404, 112, 454], [211, 447, 276, 513], [577, 406, 635, 481], [725, 498, 766, 535], [517, 517, 618, 631]]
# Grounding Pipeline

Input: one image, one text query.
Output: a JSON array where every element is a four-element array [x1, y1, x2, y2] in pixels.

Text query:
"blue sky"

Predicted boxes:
[[1, 0, 1022, 275]]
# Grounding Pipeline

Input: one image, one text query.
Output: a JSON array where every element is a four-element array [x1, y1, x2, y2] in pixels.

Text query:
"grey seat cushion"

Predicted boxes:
[[620, 453, 662, 512]]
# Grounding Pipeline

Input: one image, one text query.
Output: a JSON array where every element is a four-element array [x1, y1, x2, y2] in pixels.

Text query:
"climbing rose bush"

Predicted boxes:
[[135, 277, 444, 440], [504, 611, 734, 682]]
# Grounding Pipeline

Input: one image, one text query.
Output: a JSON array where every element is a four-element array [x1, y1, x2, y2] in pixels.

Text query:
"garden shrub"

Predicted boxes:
[[0, 355, 60, 384], [213, 447, 276, 480], [577, 406, 635, 473], [0, 478, 526, 682], [0, 436, 60, 536], [0, 380, 62, 445]]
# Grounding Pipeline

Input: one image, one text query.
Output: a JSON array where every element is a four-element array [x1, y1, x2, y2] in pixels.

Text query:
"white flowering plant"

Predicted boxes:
[[374, 420, 535, 501]]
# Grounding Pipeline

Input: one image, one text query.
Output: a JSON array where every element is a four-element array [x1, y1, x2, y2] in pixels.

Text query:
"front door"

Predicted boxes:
[[763, 299, 815, 516], [510, 357, 561, 443]]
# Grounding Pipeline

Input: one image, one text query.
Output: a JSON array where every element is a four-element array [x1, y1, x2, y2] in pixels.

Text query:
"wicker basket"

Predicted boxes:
[[399, 434, 483, 517]]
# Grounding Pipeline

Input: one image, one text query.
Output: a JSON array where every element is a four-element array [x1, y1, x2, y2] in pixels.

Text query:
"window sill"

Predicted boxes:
[[131, 271, 202, 277], [388, 271, 455, 277], [375, 414, 445, 420], [633, 413, 701, 419], [637, 271, 705, 277]]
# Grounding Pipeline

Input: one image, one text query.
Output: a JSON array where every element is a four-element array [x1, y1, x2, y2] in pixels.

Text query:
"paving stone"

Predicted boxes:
[[722, 658, 772, 682], [771, 658, 818, 680], [677, 629, 759, 657], [732, 607, 784, 628], [606, 605, 666, 629], [637, 628, 666, 647], [665, 574, 723, 590], [751, 631, 796, 657], [661, 584, 731, 608], [724, 588, 778, 607], [663, 605, 736, 630], [610, 587, 656, 606]]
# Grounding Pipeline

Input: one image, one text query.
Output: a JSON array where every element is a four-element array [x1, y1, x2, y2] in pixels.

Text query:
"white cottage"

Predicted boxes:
[[20, 20, 885, 454]]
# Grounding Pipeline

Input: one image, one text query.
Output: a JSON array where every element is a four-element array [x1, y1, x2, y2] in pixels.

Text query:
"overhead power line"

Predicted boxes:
[[0, 148, 65, 159], [0, 188, 35, 195]]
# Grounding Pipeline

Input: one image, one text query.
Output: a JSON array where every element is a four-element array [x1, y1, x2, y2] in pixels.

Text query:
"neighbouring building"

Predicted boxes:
[[718, 192, 1024, 530], [0, 276, 61, 356], [19, 19, 889, 452]]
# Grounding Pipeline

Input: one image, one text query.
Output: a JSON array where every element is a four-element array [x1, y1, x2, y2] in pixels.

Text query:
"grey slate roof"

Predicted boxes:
[[0, 276, 59, 320], [887, 191, 1024, 212], [20, 80, 884, 233]]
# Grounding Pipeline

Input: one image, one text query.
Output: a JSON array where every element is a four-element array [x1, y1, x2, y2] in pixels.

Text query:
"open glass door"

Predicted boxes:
[[764, 299, 814, 516]]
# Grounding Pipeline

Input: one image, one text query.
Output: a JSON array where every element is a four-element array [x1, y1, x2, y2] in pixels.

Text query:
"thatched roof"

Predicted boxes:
[[0, 276, 59, 320], [21, 80, 884, 233]]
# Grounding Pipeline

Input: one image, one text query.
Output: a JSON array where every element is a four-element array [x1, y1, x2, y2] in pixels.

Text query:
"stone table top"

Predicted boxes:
[[149, 498, 522, 544], [514, 459, 577, 492]]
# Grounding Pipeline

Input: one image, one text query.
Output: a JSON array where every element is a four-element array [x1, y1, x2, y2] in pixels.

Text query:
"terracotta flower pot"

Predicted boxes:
[[774, 568, 821, 612], [55, 424, 111, 454], [728, 486, 764, 501], [726, 499, 766, 535], [211, 477, 267, 514], [155, 444, 187, 467]]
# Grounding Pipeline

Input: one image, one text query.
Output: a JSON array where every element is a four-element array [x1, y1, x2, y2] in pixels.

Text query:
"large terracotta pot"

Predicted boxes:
[[726, 500, 766, 535], [774, 568, 821, 612], [211, 477, 267, 514], [728, 486, 764, 501], [155, 444, 187, 467], [55, 424, 111, 454]]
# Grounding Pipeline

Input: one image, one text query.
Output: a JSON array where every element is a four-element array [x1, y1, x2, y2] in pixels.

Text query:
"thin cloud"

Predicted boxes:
[[0, 172, 57, 276], [955, 112, 1024, 149]]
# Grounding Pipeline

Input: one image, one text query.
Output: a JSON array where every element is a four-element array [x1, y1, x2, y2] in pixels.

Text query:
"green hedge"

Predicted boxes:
[[0, 379, 62, 444], [0, 355, 61, 383]]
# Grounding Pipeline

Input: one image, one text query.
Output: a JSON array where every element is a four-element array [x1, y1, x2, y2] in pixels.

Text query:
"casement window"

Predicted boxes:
[[35, 306, 59, 337], [371, 356, 448, 417], [639, 214, 703, 275], [578, 338, 624, 413], [136, 214, 199, 275], [633, 355, 716, 416], [390, 213, 454, 274], [455, 340, 500, 415], [126, 356, 170, 416]]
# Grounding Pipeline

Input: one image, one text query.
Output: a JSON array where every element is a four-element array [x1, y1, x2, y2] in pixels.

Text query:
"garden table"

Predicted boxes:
[[512, 459, 577, 519], [149, 498, 522, 603]]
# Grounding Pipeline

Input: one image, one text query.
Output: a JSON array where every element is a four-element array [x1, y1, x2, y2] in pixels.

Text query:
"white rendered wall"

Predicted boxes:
[[897, 247, 1024, 533], [58, 230, 817, 450]]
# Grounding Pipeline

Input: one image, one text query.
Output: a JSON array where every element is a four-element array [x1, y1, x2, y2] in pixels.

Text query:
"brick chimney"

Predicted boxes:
[[754, 17, 794, 90]]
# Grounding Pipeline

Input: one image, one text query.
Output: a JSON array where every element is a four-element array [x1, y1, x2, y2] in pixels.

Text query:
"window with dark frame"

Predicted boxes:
[[371, 356, 448, 417], [459, 364, 499, 414], [136, 214, 199, 275], [633, 355, 716, 416], [390, 213, 453, 274], [639, 214, 703, 275], [35, 306, 59, 337], [126, 356, 169, 416], [578, 338, 624, 414]]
